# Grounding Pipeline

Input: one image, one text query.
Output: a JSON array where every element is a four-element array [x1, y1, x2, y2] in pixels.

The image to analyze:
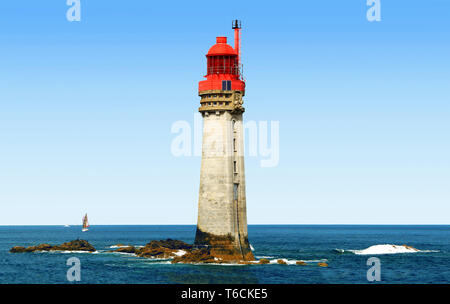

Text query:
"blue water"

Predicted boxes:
[[0, 225, 449, 284]]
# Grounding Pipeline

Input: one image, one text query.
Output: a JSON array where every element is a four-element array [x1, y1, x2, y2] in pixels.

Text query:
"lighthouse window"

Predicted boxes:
[[233, 184, 239, 200], [222, 80, 232, 91], [233, 161, 237, 173]]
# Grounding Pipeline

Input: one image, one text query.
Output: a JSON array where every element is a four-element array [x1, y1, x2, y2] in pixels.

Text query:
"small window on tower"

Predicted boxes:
[[222, 80, 232, 91]]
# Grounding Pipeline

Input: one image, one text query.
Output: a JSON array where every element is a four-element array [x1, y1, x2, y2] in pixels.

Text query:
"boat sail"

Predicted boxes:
[[82, 214, 89, 232]]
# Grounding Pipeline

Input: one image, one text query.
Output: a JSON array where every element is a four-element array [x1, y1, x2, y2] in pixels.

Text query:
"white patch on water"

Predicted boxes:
[[61, 250, 99, 254], [255, 256, 275, 259], [111, 252, 136, 256], [34, 250, 101, 254], [266, 258, 327, 265], [109, 245, 144, 249], [250, 244, 255, 251], [336, 244, 437, 255], [143, 261, 173, 265], [302, 259, 328, 263]]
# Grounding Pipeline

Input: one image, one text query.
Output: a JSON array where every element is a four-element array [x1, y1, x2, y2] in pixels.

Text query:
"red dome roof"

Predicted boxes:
[[207, 37, 237, 56]]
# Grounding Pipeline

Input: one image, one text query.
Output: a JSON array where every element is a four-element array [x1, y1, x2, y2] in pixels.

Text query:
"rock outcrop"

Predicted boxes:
[[171, 248, 217, 264], [194, 229, 255, 262], [135, 239, 192, 259], [11, 237, 322, 267], [9, 240, 95, 253], [108, 239, 193, 259], [111, 246, 136, 254]]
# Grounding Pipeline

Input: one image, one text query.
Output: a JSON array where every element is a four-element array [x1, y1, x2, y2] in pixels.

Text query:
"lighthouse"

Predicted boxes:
[[195, 20, 254, 262]]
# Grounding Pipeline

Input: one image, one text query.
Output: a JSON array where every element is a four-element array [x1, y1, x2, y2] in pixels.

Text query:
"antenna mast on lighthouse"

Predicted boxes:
[[232, 20, 242, 79]]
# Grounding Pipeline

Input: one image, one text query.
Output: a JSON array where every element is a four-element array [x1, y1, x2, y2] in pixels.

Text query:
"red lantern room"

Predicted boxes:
[[198, 21, 245, 94]]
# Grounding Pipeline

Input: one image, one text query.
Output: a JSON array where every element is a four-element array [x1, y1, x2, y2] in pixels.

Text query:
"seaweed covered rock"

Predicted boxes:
[[110, 246, 136, 254], [145, 239, 193, 250], [9, 240, 96, 253], [52, 240, 96, 252], [9, 246, 28, 253], [171, 248, 217, 264], [136, 246, 175, 259], [135, 239, 192, 259], [258, 258, 270, 264]]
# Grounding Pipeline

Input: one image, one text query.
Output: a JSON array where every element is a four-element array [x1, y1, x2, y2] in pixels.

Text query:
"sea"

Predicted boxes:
[[0, 225, 449, 284]]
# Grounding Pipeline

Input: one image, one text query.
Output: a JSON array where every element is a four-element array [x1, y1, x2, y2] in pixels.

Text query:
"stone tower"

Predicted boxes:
[[194, 21, 254, 262]]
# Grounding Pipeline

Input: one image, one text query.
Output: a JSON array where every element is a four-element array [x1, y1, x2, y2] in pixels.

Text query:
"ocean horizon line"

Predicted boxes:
[[1, 224, 449, 227]]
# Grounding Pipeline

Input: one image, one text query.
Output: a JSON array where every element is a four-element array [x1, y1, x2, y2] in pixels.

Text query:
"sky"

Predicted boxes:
[[0, 1, 449, 225]]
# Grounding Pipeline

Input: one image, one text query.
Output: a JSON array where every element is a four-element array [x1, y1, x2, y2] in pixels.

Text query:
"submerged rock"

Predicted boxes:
[[296, 261, 307, 266], [277, 259, 287, 265], [318, 262, 328, 267], [258, 258, 270, 264], [110, 246, 136, 253], [9, 239, 96, 253], [10, 246, 28, 253]]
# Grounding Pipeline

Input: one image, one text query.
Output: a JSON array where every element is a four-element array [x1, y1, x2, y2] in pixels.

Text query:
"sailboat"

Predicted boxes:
[[82, 214, 89, 232]]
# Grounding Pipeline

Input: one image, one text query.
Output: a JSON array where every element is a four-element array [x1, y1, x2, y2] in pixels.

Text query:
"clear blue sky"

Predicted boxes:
[[0, 1, 449, 225]]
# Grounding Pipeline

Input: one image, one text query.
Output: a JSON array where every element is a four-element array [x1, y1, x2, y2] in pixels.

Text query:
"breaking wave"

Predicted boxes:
[[334, 244, 439, 255], [267, 258, 328, 265], [36, 250, 100, 254]]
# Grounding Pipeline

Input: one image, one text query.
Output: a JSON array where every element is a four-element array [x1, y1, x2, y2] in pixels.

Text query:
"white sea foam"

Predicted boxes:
[[255, 256, 275, 259], [173, 250, 187, 257], [112, 252, 136, 256], [109, 245, 144, 249], [335, 244, 436, 255], [267, 258, 328, 265], [143, 261, 173, 265], [58, 250, 99, 254], [250, 244, 255, 251]]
